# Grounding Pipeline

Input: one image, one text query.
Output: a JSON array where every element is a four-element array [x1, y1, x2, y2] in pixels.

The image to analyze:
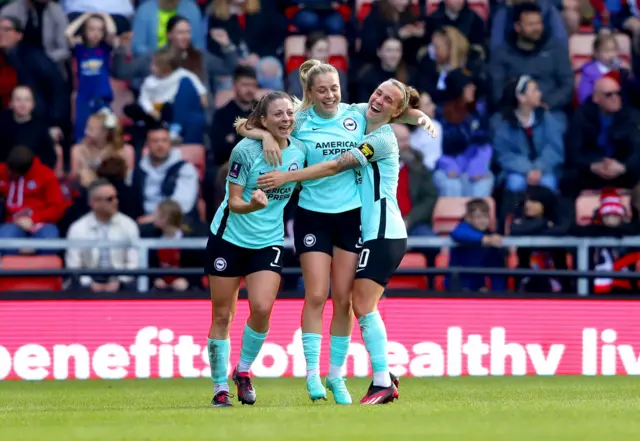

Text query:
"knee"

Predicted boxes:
[[351, 293, 370, 320], [0, 223, 22, 238], [304, 289, 329, 311], [249, 301, 273, 323], [213, 307, 234, 330], [434, 171, 462, 197], [35, 224, 59, 239], [331, 291, 352, 315]]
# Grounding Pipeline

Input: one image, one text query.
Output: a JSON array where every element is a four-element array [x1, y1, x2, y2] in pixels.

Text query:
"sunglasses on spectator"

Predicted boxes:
[[603, 90, 621, 98]]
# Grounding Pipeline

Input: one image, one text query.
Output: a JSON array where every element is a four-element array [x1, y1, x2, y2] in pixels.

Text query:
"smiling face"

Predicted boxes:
[[366, 81, 405, 125], [260, 98, 294, 142], [309, 71, 341, 116]]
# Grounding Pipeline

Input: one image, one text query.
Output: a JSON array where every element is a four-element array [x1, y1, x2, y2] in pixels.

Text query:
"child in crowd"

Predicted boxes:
[[66, 13, 117, 142], [449, 199, 505, 291]]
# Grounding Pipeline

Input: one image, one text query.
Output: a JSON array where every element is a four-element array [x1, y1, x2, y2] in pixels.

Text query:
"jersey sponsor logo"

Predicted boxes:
[[358, 143, 374, 160], [265, 187, 293, 201], [314, 140, 357, 156], [343, 117, 357, 131], [288, 162, 299, 171], [214, 258, 227, 271], [303, 234, 316, 247], [229, 161, 242, 178]]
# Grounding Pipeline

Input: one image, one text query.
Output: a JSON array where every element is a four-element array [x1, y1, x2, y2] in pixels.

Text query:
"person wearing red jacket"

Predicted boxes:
[[0, 145, 67, 253]]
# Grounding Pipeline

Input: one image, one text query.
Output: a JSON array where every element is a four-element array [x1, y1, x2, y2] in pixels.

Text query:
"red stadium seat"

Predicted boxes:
[[432, 197, 496, 235], [284, 35, 349, 75], [575, 192, 631, 225], [569, 33, 631, 71], [178, 144, 206, 180], [434, 251, 449, 291], [0, 255, 63, 292], [387, 252, 428, 290]]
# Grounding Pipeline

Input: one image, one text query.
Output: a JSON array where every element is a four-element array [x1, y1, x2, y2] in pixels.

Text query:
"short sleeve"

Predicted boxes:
[[291, 137, 308, 157], [227, 146, 252, 186], [292, 110, 309, 136], [349, 128, 397, 166]]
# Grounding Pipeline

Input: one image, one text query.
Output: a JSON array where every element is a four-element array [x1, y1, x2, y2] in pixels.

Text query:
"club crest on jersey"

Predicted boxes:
[[343, 117, 357, 131], [358, 143, 374, 160], [288, 162, 299, 171], [229, 161, 242, 178]]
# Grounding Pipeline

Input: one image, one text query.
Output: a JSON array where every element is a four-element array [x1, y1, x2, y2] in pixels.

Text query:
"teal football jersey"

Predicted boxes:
[[211, 138, 306, 249], [292, 103, 367, 213], [349, 125, 408, 242]]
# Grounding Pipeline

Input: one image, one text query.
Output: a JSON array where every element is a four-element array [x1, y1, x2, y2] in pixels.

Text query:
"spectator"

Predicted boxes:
[[357, 36, 412, 102], [415, 26, 484, 105], [610, 1, 640, 54], [206, 0, 287, 64], [565, 76, 640, 197], [0, 16, 68, 131], [510, 184, 571, 292], [150, 199, 205, 291], [289, 0, 346, 35], [128, 46, 208, 144], [70, 108, 135, 188], [0, 145, 66, 252], [409, 91, 442, 171], [256, 56, 284, 90], [577, 29, 633, 105], [429, 0, 485, 51], [433, 68, 493, 197], [1, 0, 70, 64], [449, 198, 505, 291], [493, 76, 564, 199], [489, 2, 573, 128], [65, 12, 116, 143], [491, 0, 568, 50], [286, 32, 348, 101], [132, 124, 199, 232], [131, 0, 203, 56], [0, 85, 56, 169], [359, 0, 425, 64], [65, 178, 139, 292], [393, 124, 438, 237], [63, 0, 135, 35], [113, 15, 238, 103]]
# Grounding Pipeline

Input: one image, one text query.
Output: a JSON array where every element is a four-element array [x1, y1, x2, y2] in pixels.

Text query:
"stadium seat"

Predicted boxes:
[[0, 255, 63, 292], [575, 192, 631, 225], [432, 197, 496, 234], [434, 251, 449, 291], [387, 252, 428, 290], [215, 89, 235, 108], [178, 144, 206, 180], [356, 0, 420, 23], [284, 35, 349, 75], [569, 33, 631, 71], [426, 0, 489, 20]]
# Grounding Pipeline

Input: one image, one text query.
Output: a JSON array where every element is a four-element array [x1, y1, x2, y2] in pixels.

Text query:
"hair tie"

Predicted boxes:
[[516, 75, 532, 95]]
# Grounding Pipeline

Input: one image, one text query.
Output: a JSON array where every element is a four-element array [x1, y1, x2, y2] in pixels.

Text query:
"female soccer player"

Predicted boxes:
[[206, 91, 306, 408], [237, 60, 434, 405], [257, 79, 427, 405]]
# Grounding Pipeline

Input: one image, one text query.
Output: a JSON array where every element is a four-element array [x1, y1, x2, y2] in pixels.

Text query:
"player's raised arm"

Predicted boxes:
[[234, 117, 282, 167], [227, 183, 268, 214]]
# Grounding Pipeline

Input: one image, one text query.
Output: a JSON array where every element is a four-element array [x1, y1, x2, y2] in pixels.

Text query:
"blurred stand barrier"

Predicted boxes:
[[1, 237, 640, 295]]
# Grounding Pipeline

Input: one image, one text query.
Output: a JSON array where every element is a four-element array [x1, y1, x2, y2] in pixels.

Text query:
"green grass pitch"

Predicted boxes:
[[1, 377, 639, 440]]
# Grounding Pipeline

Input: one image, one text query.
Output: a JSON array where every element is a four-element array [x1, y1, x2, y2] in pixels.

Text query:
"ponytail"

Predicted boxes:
[[295, 59, 338, 113]]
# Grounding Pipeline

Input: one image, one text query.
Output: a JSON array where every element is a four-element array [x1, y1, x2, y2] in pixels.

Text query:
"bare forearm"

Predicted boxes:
[[235, 119, 271, 141], [228, 196, 260, 214], [395, 108, 426, 125], [285, 161, 341, 183]]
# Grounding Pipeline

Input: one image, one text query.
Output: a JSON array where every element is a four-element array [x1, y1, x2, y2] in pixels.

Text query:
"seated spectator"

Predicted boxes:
[[449, 198, 505, 291], [70, 108, 135, 188], [286, 32, 348, 101], [429, 0, 485, 51], [132, 0, 203, 56], [0, 16, 68, 132], [256, 56, 284, 91], [0, 145, 67, 252], [150, 199, 206, 291], [113, 16, 238, 107], [565, 76, 640, 198], [65, 178, 139, 292], [493, 76, 564, 198], [357, 36, 412, 103], [409, 91, 442, 171], [63, 0, 135, 35], [132, 124, 200, 234], [489, 2, 573, 130], [609, 0, 640, 54], [491, 0, 568, 50], [1, 0, 70, 64], [289, 0, 346, 35], [394, 124, 438, 237], [127, 46, 208, 144], [433, 68, 493, 197], [510, 184, 570, 292], [359, 0, 425, 65], [578, 29, 633, 105], [415, 26, 484, 105], [65, 13, 116, 142], [0, 86, 56, 169], [206, 0, 287, 65]]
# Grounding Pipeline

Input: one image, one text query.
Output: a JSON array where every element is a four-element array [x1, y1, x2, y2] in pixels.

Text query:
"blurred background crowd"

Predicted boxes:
[[0, 0, 640, 294]]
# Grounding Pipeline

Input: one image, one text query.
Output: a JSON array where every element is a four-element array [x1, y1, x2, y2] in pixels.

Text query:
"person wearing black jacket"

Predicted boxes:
[[564, 76, 640, 198], [429, 0, 485, 53]]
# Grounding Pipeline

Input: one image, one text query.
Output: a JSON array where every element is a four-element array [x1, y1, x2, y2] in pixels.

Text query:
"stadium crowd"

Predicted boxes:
[[0, 0, 639, 294]]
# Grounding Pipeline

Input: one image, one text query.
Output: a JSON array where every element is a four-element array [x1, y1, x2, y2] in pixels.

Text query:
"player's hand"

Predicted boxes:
[[262, 133, 282, 167], [257, 171, 287, 191], [418, 115, 437, 138], [250, 189, 268, 210]]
